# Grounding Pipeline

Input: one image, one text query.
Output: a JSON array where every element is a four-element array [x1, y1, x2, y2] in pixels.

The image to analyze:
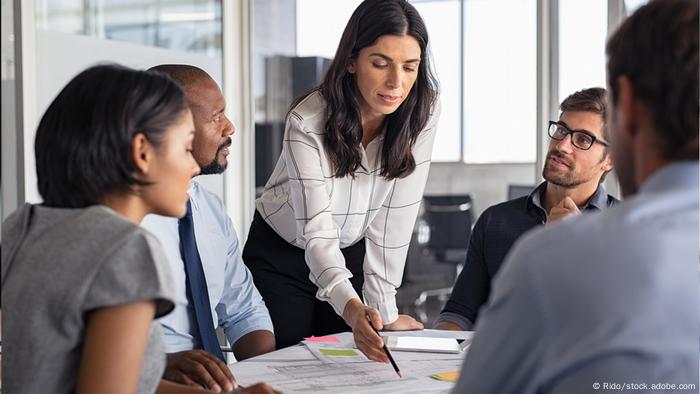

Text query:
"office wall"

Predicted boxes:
[[425, 163, 536, 219], [21, 31, 225, 204]]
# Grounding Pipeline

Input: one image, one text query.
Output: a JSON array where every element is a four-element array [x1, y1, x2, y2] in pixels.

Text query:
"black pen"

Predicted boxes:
[[367, 317, 402, 378]]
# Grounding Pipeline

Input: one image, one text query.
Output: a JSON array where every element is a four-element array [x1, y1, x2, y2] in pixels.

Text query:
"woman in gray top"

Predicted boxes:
[[1, 65, 278, 394]]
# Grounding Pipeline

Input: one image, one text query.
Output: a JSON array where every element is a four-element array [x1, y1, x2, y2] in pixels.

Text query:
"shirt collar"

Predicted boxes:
[[527, 181, 611, 213], [527, 182, 548, 213], [584, 182, 610, 210], [639, 161, 699, 195], [187, 181, 199, 212]]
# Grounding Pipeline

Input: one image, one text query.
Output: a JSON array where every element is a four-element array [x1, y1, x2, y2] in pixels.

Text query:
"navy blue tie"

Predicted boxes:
[[178, 201, 225, 361]]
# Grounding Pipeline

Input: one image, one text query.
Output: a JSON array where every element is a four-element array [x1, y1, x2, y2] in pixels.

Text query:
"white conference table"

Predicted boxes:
[[229, 331, 470, 394]]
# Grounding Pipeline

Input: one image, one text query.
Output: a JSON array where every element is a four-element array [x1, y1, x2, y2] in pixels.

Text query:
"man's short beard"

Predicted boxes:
[[199, 144, 229, 175], [542, 166, 582, 188], [199, 158, 227, 175], [542, 151, 607, 188]]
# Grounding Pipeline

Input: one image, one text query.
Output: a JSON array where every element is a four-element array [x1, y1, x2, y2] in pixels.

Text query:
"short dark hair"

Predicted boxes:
[[560, 87, 608, 141], [148, 64, 211, 90], [606, 0, 698, 161], [560, 87, 611, 183], [35, 64, 188, 208], [313, 0, 439, 179]]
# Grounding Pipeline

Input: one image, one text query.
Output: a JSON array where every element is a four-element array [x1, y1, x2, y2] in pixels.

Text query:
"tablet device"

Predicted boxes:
[[383, 336, 470, 354]]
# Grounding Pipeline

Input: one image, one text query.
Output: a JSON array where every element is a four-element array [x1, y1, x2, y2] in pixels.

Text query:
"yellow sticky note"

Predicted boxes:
[[429, 371, 460, 382]]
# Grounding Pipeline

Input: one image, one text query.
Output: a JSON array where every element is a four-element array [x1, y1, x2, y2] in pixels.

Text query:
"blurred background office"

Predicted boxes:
[[1, 0, 649, 324]]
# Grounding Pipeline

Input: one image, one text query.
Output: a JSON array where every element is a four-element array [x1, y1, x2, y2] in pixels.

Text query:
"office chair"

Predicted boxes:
[[413, 195, 474, 322]]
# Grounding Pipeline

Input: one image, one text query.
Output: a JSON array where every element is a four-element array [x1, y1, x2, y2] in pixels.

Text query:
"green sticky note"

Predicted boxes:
[[319, 348, 359, 357]]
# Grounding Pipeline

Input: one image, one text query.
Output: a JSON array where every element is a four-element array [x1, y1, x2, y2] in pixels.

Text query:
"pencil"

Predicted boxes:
[[367, 318, 402, 378]]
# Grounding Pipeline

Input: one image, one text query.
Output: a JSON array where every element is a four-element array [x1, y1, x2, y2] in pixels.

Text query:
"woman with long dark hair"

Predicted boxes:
[[244, 0, 440, 361]]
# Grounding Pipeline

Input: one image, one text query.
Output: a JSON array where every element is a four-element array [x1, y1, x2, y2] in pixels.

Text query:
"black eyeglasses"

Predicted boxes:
[[548, 121, 609, 150]]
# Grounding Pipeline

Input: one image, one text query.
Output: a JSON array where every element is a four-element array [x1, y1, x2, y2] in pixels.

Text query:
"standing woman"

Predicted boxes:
[[244, 0, 440, 361], [1, 65, 276, 394]]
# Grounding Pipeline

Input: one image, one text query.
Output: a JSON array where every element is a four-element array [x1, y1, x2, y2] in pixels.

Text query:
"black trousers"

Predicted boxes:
[[243, 211, 365, 349]]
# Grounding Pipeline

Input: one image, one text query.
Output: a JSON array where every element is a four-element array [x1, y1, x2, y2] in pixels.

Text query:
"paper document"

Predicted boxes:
[[384, 336, 468, 354], [303, 340, 369, 364], [231, 358, 463, 394], [230, 332, 465, 393], [379, 328, 474, 340]]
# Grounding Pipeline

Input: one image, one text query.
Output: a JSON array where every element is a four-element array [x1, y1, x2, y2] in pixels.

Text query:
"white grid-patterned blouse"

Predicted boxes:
[[256, 90, 440, 324]]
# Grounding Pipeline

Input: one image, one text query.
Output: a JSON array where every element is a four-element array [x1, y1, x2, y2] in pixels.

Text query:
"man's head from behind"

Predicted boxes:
[[543, 87, 613, 189], [606, 0, 698, 196], [149, 64, 235, 175]]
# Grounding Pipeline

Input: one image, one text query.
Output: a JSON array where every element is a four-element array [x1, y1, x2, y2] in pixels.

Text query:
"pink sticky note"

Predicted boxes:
[[304, 335, 340, 343]]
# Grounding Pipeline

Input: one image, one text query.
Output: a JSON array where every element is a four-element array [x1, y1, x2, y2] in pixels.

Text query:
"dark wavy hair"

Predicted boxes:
[[308, 0, 438, 179], [607, 0, 698, 161], [35, 64, 188, 208]]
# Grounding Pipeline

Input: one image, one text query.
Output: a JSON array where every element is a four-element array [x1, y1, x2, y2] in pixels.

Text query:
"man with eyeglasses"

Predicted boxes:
[[453, 1, 698, 392], [434, 87, 618, 332]]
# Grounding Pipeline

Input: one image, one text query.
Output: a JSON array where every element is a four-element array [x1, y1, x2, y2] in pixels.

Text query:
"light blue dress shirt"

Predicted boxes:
[[142, 180, 273, 352], [454, 161, 700, 394]]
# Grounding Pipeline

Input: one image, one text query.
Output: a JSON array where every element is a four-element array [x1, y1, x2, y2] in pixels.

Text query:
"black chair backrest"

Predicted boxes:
[[423, 195, 473, 255]]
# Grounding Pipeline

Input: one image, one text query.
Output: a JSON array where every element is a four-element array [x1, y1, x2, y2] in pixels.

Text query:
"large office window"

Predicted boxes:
[[624, 0, 649, 15], [296, 0, 361, 58], [558, 0, 607, 103], [405, 0, 539, 164], [35, 0, 222, 56], [412, 0, 462, 162], [461, 0, 537, 163]]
